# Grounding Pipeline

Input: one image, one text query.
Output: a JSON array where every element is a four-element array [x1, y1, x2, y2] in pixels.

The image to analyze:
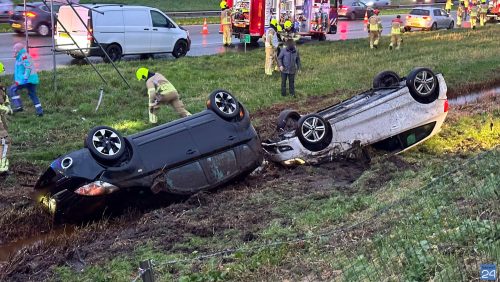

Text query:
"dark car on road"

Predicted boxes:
[[0, 0, 13, 23], [34, 90, 263, 223], [338, 0, 374, 20], [9, 2, 61, 36]]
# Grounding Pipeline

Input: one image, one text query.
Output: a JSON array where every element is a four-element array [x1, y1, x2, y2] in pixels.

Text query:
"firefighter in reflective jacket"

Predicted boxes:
[[457, 2, 465, 27], [264, 19, 280, 76], [281, 20, 301, 42], [136, 68, 191, 124], [479, 0, 488, 26], [0, 62, 12, 174], [368, 9, 382, 49], [221, 3, 233, 46], [445, 0, 454, 13], [389, 15, 403, 50], [470, 4, 478, 29]]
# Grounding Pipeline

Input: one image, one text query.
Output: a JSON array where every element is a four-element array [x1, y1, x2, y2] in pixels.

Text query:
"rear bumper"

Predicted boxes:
[[405, 20, 432, 29]]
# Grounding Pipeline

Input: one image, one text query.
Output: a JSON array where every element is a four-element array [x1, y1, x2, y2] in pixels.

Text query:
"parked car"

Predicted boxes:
[[34, 90, 263, 223], [0, 0, 13, 23], [405, 7, 455, 31], [9, 2, 61, 36], [262, 68, 449, 166], [55, 4, 190, 62], [362, 0, 392, 8], [338, 0, 374, 20]]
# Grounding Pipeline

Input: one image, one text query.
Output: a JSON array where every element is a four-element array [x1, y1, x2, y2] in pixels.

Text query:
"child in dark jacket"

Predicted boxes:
[[278, 39, 301, 97]]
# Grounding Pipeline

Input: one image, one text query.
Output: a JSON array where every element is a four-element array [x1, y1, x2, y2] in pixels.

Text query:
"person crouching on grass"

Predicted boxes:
[[278, 39, 301, 97]]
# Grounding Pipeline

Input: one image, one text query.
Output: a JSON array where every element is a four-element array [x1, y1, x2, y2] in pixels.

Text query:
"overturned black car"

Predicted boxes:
[[34, 90, 263, 223]]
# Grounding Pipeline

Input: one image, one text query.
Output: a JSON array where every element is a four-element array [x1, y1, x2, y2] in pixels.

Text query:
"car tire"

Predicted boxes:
[[70, 53, 85, 59], [103, 44, 122, 63], [318, 33, 327, 41], [85, 126, 126, 162], [406, 67, 439, 104], [404, 26, 411, 32], [448, 21, 454, 29], [430, 22, 437, 31], [207, 89, 240, 120], [349, 12, 356, 21], [373, 70, 401, 89], [276, 109, 301, 131], [296, 114, 333, 152], [172, 40, 188, 58], [250, 36, 260, 46], [37, 23, 50, 36], [328, 24, 337, 34]]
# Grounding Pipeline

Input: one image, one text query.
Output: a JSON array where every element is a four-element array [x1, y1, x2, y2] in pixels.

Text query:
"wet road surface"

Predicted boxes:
[[0, 13, 459, 74]]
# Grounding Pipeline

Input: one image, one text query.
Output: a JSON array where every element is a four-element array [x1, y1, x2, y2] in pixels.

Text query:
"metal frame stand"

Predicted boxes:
[[22, 0, 131, 92]]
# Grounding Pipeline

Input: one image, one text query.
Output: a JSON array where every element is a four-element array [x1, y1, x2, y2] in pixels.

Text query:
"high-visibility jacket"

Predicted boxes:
[[221, 9, 232, 25], [368, 15, 382, 31], [464, 0, 469, 8], [457, 5, 464, 16], [146, 73, 177, 108], [445, 0, 454, 9], [264, 28, 278, 48], [470, 5, 478, 16], [480, 3, 488, 12], [391, 19, 403, 35]]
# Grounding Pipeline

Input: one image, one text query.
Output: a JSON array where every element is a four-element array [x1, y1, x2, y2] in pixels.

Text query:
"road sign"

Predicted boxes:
[[240, 34, 251, 44]]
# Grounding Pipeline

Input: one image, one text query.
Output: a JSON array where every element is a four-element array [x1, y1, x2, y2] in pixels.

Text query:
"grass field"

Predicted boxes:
[[0, 25, 499, 281], [5, 25, 500, 164], [78, 0, 220, 11]]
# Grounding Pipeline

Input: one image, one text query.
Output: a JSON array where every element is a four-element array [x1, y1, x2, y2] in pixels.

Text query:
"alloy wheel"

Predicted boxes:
[[414, 70, 435, 96], [301, 116, 326, 143], [92, 129, 122, 156], [214, 92, 237, 115]]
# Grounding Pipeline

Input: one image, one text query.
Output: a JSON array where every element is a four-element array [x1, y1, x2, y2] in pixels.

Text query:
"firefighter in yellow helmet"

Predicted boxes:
[[368, 9, 382, 49], [469, 3, 478, 29], [457, 2, 464, 27], [264, 19, 280, 75], [0, 62, 13, 175], [281, 20, 301, 42], [220, 2, 233, 47], [479, 0, 488, 26], [445, 0, 454, 13], [136, 68, 191, 124]]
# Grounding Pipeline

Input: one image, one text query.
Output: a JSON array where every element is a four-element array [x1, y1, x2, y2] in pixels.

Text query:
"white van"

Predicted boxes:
[[55, 4, 190, 62]]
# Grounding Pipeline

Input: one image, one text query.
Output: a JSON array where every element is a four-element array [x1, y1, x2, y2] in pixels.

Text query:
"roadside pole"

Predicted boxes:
[[23, 0, 29, 52], [50, 0, 56, 92], [240, 34, 251, 53]]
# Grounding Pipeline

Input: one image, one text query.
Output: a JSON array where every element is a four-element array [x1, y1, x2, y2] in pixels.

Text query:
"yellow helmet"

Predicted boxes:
[[284, 20, 292, 29], [270, 18, 278, 27], [220, 0, 227, 9], [277, 25, 283, 32], [0, 62, 4, 74], [136, 67, 149, 81]]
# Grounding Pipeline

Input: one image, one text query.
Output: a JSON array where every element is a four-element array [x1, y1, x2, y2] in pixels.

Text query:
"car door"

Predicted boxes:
[[432, 9, 443, 28], [440, 9, 451, 27], [149, 9, 176, 53], [123, 9, 151, 54]]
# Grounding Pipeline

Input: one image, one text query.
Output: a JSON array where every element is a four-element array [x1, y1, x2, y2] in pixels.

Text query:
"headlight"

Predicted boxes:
[[74, 181, 119, 196]]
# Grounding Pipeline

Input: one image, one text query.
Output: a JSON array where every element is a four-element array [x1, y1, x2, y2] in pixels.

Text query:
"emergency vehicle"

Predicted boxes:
[[487, 0, 500, 21], [226, 0, 334, 43]]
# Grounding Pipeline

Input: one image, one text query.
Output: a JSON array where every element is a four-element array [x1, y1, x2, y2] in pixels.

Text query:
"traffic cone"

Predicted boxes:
[[364, 10, 368, 25], [201, 18, 209, 34]]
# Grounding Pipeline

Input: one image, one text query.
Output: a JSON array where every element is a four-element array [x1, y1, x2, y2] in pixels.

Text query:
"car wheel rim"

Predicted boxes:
[[92, 129, 122, 156], [214, 92, 237, 115], [414, 70, 435, 96], [301, 117, 326, 143], [176, 44, 185, 56], [39, 25, 49, 36]]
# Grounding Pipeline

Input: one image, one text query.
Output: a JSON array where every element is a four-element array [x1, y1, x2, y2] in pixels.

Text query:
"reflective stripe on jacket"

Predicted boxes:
[[221, 9, 231, 25], [368, 16, 382, 31], [146, 73, 177, 107], [391, 19, 403, 35]]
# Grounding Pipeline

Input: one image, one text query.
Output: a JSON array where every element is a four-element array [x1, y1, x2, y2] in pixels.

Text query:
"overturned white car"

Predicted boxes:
[[262, 68, 449, 165]]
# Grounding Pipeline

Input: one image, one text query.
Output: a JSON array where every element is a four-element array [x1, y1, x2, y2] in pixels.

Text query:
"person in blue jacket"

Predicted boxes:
[[8, 43, 43, 116]]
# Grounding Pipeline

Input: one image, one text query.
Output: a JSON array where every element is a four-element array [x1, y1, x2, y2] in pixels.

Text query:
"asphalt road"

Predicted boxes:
[[0, 14, 457, 75]]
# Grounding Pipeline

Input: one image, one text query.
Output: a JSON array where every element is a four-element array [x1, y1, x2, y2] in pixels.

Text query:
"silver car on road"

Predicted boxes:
[[405, 7, 455, 31], [262, 68, 449, 166]]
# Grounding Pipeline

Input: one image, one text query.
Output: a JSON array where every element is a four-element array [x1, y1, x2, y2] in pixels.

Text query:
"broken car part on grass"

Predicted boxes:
[[262, 68, 449, 166], [33, 90, 263, 223]]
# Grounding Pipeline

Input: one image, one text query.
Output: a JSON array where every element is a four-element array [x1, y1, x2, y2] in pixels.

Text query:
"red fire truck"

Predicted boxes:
[[487, 0, 500, 21], [226, 0, 336, 43]]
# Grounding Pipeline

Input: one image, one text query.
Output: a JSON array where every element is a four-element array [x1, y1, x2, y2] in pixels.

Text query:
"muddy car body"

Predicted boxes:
[[262, 68, 449, 165], [34, 90, 263, 222]]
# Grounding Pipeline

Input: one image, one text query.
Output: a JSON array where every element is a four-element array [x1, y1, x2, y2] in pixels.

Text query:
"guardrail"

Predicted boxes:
[[166, 4, 447, 18]]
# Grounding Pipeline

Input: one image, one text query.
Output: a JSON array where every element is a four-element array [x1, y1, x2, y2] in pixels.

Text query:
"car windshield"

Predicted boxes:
[[410, 9, 430, 16]]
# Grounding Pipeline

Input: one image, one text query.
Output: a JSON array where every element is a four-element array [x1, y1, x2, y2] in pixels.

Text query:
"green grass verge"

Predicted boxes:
[[5, 25, 499, 164], [0, 23, 10, 33], [175, 17, 221, 26], [78, 0, 220, 12]]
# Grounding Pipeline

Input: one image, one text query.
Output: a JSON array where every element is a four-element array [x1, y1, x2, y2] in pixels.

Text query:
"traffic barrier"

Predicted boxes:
[[201, 18, 209, 34], [364, 10, 368, 25]]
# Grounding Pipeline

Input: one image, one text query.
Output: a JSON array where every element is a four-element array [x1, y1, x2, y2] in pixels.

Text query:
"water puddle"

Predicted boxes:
[[0, 225, 75, 263], [449, 87, 499, 106]]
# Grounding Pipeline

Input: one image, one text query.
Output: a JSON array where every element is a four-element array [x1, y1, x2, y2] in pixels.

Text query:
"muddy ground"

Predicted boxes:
[[0, 87, 497, 281]]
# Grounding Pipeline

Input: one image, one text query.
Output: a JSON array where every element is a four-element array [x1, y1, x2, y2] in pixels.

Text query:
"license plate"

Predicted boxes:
[[59, 32, 70, 38], [11, 23, 21, 28]]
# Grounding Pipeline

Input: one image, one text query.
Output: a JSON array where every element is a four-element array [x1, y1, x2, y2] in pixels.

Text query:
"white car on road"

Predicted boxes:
[[262, 68, 449, 165]]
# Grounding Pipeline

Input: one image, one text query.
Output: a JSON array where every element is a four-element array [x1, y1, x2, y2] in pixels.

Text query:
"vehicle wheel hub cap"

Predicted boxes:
[[92, 129, 122, 156], [414, 71, 434, 96], [302, 117, 326, 143], [215, 92, 237, 115]]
